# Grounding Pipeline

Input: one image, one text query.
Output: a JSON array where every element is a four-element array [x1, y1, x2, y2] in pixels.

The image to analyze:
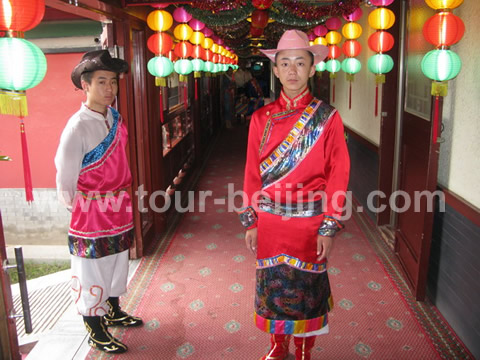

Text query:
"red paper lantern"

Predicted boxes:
[[251, 9, 269, 29], [328, 45, 342, 59], [423, 11, 465, 47], [252, 0, 273, 9], [192, 44, 205, 60], [342, 40, 362, 57], [250, 25, 264, 37], [212, 53, 219, 63], [368, 31, 395, 53], [0, 0, 45, 31], [204, 49, 213, 62], [147, 32, 173, 56], [174, 41, 193, 58]]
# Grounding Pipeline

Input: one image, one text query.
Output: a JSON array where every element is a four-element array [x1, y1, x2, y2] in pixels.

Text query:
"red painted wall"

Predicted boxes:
[[0, 52, 85, 188]]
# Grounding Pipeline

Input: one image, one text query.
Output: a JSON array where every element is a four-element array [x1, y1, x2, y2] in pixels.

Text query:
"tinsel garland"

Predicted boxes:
[[189, 0, 248, 12], [269, 3, 327, 26], [184, 3, 255, 26], [278, 0, 363, 21]]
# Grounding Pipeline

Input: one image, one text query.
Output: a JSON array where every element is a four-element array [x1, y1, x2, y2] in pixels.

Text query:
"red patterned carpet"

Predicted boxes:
[[87, 127, 471, 360]]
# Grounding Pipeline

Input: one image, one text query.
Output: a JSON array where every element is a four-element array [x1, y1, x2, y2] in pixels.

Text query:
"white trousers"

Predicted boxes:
[[71, 250, 129, 316]]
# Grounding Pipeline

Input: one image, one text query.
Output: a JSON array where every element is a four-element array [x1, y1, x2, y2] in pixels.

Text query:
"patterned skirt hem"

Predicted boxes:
[[254, 295, 333, 334]]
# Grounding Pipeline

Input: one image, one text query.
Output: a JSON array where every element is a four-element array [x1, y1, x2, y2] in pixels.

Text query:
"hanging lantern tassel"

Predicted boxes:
[[0, 90, 28, 117], [159, 87, 164, 124], [195, 77, 198, 100], [329, 72, 337, 103], [374, 74, 386, 117], [431, 81, 448, 144], [19, 118, 34, 202], [183, 81, 188, 109], [346, 73, 355, 110]]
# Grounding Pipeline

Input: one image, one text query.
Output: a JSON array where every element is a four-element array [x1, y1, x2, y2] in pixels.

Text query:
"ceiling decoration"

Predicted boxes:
[[125, 0, 364, 58]]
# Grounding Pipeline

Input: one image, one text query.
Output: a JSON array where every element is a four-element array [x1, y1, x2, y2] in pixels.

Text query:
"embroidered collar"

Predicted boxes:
[[82, 103, 113, 130], [279, 88, 312, 110]]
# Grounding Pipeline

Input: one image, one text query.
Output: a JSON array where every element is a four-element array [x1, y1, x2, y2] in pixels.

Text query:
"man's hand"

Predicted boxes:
[[245, 228, 258, 254], [317, 235, 333, 261]]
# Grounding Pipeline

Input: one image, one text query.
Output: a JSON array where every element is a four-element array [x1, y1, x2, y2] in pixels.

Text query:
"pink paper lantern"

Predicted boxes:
[[326, 17, 342, 30], [173, 7, 192, 23], [313, 25, 328, 37], [370, 0, 395, 6], [189, 18, 205, 31], [203, 27, 214, 37], [343, 7, 363, 22]]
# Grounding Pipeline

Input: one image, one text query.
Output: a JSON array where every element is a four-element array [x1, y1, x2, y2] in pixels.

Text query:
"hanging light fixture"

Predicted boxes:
[[368, 1, 396, 117], [0, 0, 47, 202], [421, 0, 464, 144]]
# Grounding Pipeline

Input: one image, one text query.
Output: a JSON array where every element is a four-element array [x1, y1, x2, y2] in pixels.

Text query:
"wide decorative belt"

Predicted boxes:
[[77, 188, 127, 200], [258, 195, 323, 217]]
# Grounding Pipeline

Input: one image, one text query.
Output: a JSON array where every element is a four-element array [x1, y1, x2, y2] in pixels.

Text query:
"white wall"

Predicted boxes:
[[334, 2, 480, 209], [333, 5, 381, 146], [438, 2, 480, 209]]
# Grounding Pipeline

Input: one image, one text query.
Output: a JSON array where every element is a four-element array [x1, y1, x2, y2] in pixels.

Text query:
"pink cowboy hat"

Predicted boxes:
[[260, 29, 328, 65]]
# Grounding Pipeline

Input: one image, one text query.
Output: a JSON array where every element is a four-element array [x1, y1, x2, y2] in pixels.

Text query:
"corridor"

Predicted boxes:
[[79, 126, 469, 360]]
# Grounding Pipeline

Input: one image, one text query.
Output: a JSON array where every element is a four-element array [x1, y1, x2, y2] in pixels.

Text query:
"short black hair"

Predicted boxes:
[[81, 71, 119, 85], [274, 51, 314, 66]]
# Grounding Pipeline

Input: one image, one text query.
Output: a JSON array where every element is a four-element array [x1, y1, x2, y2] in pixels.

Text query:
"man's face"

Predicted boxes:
[[273, 49, 315, 96], [82, 70, 118, 108]]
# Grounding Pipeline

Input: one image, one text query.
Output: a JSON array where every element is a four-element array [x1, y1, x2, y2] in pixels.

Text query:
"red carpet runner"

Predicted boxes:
[[87, 127, 471, 359]]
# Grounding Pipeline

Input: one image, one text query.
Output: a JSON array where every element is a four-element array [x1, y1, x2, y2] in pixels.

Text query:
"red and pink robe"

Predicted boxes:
[[242, 88, 350, 335]]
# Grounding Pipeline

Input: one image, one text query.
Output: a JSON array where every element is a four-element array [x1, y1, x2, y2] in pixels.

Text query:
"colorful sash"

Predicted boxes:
[[260, 99, 336, 190]]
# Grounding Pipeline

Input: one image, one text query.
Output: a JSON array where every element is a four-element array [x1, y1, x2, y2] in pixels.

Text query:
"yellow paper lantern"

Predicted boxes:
[[203, 37, 213, 50], [211, 43, 219, 54], [189, 31, 205, 45], [325, 31, 342, 45], [173, 23, 193, 41], [314, 37, 327, 46], [147, 10, 173, 32], [342, 22, 363, 40], [368, 8, 395, 30], [425, 0, 463, 10]]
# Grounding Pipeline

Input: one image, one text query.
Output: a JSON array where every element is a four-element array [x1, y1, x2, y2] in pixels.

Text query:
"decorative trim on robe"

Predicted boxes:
[[260, 100, 336, 190]]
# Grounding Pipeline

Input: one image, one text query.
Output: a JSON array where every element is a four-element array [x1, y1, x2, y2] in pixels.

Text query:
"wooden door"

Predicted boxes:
[[394, 0, 438, 301], [0, 211, 20, 360]]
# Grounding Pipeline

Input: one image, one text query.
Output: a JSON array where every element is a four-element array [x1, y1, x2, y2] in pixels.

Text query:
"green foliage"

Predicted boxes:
[[8, 261, 70, 284]]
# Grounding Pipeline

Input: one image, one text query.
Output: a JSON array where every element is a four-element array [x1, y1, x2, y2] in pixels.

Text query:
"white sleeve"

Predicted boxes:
[[54, 123, 84, 209]]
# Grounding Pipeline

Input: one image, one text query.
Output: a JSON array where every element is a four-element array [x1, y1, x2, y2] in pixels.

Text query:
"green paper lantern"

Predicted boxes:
[[421, 49, 461, 81], [147, 56, 174, 78], [191, 58, 205, 72], [174, 59, 193, 75], [342, 58, 362, 74], [325, 59, 341, 73], [316, 61, 326, 72], [0, 37, 47, 91], [367, 53, 394, 74], [204, 61, 215, 72]]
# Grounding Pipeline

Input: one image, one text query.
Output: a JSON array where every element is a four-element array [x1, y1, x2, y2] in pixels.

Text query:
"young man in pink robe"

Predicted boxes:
[[55, 50, 142, 354], [240, 30, 350, 360]]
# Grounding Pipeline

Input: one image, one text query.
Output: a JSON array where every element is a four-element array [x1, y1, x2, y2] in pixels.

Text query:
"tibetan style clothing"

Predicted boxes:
[[56, 104, 134, 259], [55, 104, 134, 316], [242, 88, 350, 335]]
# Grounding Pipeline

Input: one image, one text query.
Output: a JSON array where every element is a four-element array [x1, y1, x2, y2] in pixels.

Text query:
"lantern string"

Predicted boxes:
[[19, 118, 34, 203], [432, 95, 440, 144], [375, 83, 379, 117], [159, 87, 164, 124]]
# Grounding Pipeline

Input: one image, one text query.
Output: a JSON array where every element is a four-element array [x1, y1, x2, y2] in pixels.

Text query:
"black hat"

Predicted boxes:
[[71, 50, 129, 89]]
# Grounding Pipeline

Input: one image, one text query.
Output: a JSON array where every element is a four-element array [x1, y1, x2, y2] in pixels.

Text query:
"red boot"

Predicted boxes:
[[259, 334, 291, 360], [293, 336, 315, 360]]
